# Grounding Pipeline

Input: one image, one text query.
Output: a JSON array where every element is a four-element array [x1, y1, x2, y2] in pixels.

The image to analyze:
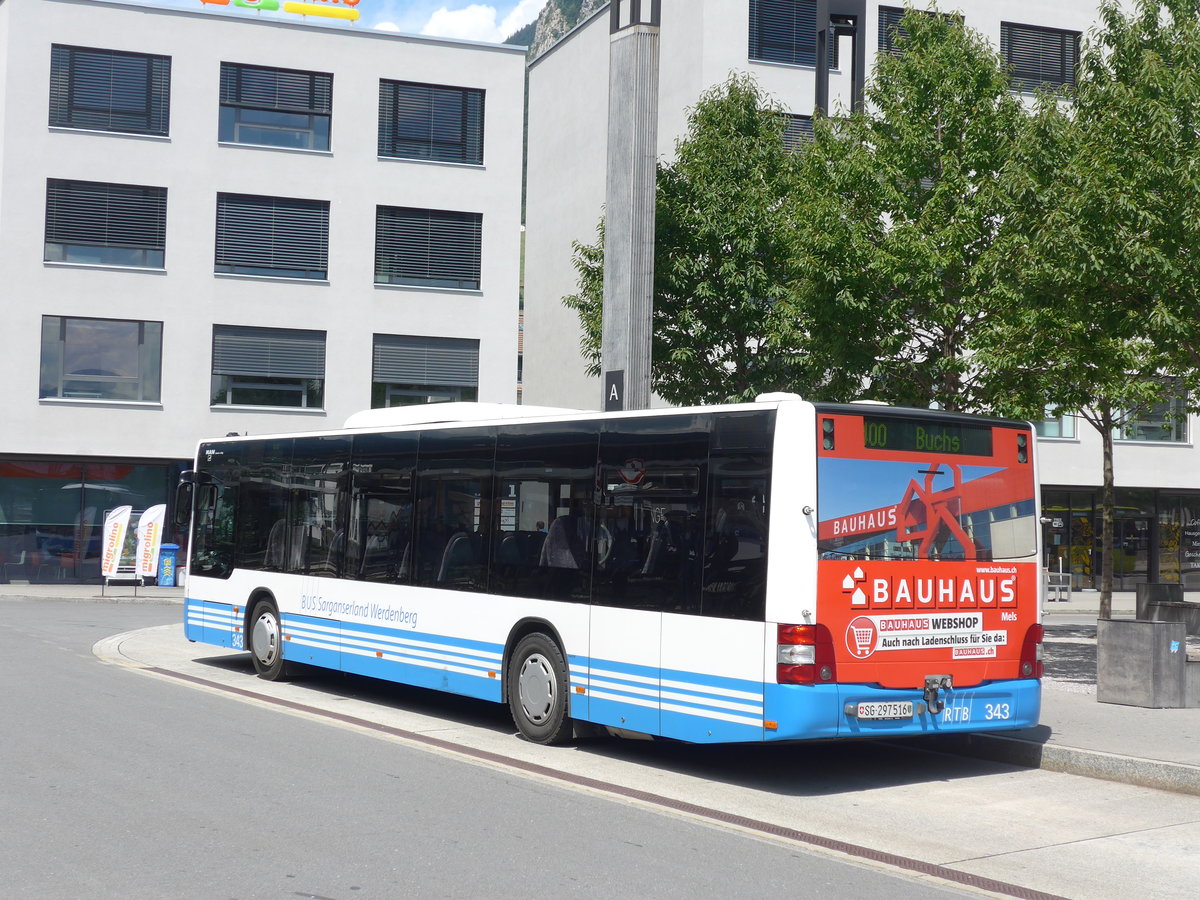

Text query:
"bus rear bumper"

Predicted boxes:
[[764, 679, 1041, 741]]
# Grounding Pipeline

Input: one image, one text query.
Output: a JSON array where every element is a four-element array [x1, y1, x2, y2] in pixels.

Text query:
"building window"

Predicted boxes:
[[783, 114, 813, 149], [1119, 394, 1189, 443], [378, 80, 484, 165], [211, 325, 325, 409], [878, 6, 958, 57], [1035, 410, 1076, 439], [372, 334, 479, 408], [749, 0, 837, 68], [40, 316, 163, 403], [1001, 22, 1080, 93], [375, 206, 482, 290], [49, 44, 171, 136], [214, 193, 329, 280], [45, 179, 166, 268], [219, 62, 332, 151]]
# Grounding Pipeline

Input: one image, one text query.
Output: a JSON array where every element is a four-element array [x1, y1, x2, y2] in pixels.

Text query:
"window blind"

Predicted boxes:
[[375, 206, 482, 290], [220, 62, 332, 114], [215, 193, 329, 279], [378, 80, 484, 164], [1001, 22, 1080, 92], [49, 44, 171, 135], [748, 0, 837, 68], [45, 179, 167, 250], [212, 325, 326, 379], [373, 335, 479, 386]]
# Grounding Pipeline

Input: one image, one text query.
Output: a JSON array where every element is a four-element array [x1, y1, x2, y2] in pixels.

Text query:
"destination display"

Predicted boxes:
[[862, 417, 993, 456]]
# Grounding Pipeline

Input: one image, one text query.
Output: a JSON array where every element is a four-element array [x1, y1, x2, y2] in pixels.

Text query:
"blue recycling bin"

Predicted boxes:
[[158, 544, 180, 587]]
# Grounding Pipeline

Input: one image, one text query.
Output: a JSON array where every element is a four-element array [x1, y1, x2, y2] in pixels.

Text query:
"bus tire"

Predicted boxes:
[[248, 598, 287, 681], [508, 633, 572, 745]]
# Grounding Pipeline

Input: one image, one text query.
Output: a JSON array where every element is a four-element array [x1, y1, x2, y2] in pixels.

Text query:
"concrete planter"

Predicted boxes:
[[1136, 583, 1200, 636], [1097, 618, 1197, 708]]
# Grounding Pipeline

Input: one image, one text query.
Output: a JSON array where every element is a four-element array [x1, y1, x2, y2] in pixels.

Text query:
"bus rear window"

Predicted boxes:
[[817, 420, 1037, 562]]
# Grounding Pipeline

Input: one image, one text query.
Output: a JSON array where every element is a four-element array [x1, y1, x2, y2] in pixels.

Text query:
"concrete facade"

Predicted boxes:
[[0, 0, 524, 580]]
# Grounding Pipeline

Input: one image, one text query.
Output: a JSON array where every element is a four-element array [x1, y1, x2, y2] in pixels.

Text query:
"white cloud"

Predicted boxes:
[[499, 0, 543, 35], [419, 1, 542, 42], [421, 4, 501, 42], [373, 22, 402, 32]]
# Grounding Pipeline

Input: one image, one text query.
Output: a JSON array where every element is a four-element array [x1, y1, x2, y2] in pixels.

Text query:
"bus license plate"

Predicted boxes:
[[856, 701, 913, 720]]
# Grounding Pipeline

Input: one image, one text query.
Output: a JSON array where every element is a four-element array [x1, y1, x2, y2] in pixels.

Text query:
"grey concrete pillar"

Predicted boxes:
[[601, 1, 660, 412]]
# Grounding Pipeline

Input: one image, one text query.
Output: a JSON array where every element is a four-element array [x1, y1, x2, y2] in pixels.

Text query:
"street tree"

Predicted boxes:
[[564, 74, 845, 405], [787, 8, 1027, 412], [986, 0, 1200, 618]]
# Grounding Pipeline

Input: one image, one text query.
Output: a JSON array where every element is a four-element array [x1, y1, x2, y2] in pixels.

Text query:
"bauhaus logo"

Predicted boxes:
[[837, 564, 1019, 611]]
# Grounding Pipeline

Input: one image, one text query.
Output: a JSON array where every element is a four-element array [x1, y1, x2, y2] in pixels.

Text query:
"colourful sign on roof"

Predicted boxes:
[[199, 0, 361, 22]]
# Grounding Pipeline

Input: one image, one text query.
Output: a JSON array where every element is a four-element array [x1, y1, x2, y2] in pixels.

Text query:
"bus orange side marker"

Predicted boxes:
[[487, 671, 496, 678], [764, 721, 778, 731], [375, 651, 383, 658], [284, 634, 291, 641], [575, 686, 586, 694]]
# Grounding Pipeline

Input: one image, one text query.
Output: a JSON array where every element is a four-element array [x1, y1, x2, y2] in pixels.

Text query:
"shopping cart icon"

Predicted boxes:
[[847, 616, 877, 659]]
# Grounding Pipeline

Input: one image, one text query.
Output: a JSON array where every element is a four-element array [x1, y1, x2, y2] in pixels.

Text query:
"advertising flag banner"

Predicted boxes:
[[136, 504, 167, 578], [100, 505, 133, 578]]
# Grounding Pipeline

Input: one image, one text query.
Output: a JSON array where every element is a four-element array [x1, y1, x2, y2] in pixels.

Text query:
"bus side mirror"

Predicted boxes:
[[174, 482, 194, 528]]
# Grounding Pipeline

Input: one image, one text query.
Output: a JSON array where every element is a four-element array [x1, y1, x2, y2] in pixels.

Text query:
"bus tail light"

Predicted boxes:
[[1020, 623, 1044, 678], [777, 624, 837, 684]]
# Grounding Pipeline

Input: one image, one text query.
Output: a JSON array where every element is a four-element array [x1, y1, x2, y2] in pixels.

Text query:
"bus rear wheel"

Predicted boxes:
[[248, 598, 287, 681], [508, 633, 572, 745]]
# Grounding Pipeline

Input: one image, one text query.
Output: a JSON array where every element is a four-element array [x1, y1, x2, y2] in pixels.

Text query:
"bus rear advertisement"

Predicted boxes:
[[177, 396, 1042, 744]]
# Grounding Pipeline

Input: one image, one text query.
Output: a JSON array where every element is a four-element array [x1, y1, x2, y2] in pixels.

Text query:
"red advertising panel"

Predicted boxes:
[[816, 411, 1038, 688]]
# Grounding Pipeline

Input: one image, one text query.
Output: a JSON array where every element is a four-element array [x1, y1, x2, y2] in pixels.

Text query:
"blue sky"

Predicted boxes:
[[133, 1, 544, 43]]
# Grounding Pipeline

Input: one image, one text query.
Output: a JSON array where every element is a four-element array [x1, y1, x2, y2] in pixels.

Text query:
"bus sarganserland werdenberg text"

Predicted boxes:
[[177, 395, 1042, 745]]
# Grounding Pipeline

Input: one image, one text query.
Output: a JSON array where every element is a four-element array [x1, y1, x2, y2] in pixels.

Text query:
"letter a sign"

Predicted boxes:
[[604, 369, 625, 412]]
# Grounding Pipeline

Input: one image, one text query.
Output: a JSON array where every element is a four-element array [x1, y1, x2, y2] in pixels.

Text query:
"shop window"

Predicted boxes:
[[49, 44, 171, 135], [371, 334, 479, 408], [219, 62, 332, 151], [1001, 22, 1080, 93], [211, 324, 325, 409], [45, 179, 166, 268], [39, 316, 162, 403], [215, 193, 329, 280], [378, 80, 484, 165], [375, 206, 482, 290]]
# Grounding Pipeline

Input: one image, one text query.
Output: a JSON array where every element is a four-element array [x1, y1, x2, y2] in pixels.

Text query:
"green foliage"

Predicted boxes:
[[565, 74, 821, 405], [791, 9, 1026, 412], [987, 0, 1200, 615]]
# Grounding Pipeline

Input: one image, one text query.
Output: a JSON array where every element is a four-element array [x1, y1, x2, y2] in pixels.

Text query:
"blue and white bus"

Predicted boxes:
[[177, 396, 1043, 744]]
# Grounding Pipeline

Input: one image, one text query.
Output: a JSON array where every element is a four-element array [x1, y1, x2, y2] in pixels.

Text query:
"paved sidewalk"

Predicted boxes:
[[5, 582, 1199, 794]]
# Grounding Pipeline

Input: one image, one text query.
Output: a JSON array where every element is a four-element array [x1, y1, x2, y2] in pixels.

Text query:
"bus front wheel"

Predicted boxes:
[[248, 598, 287, 681], [508, 633, 572, 745]]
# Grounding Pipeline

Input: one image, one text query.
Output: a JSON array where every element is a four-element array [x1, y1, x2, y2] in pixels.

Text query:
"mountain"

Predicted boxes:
[[505, 0, 608, 58]]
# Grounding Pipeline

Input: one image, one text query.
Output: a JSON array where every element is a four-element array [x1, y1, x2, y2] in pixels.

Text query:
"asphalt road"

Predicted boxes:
[[2, 599, 981, 900]]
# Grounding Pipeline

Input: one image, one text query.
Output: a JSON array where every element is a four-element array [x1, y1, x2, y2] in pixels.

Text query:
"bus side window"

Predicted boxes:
[[492, 420, 599, 603], [346, 431, 418, 584], [593, 415, 708, 615], [413, 427, 496, 593], [702, 411, 773, 621], [235, 438, 293, 572], [289, 435, 352, 578]]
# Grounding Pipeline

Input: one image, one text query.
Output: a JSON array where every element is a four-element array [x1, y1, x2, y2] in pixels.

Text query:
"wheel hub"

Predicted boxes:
[[252, 612, 279, 666], [518, 653, 555, 723]]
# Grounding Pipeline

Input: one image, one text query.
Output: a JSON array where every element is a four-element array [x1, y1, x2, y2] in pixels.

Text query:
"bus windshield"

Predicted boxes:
[[816, 413, 1037, 562]]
